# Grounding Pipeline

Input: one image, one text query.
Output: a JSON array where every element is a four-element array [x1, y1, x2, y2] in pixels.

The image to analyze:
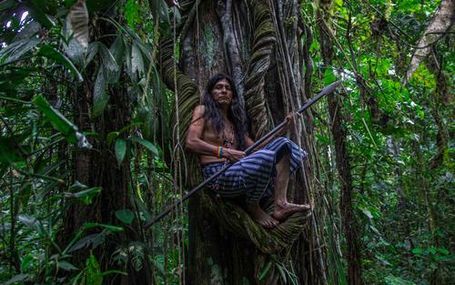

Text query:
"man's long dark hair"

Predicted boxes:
[[202, 73, 247, 150]]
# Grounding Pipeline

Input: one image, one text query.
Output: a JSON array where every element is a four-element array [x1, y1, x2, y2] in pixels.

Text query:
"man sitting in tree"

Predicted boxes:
[[186, 73, 311, 228]]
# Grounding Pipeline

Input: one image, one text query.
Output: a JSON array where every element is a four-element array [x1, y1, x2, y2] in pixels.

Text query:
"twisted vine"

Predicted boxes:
[[243, 0, 276, 139]]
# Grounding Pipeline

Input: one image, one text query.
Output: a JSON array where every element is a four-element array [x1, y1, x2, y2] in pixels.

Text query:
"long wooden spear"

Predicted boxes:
[[144, 80, 342, 228]]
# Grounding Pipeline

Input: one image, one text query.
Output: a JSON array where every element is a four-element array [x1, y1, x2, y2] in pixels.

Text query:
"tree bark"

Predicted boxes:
[[173, 0, 327, 284], [60, 19, 150, 284], [182, 2, 259, 283]]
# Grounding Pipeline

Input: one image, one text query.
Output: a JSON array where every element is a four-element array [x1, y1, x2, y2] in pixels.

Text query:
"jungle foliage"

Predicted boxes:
[[0, 0, 453, 284]]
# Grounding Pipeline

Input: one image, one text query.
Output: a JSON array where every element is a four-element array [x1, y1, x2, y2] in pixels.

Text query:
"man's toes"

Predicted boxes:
[[264, 218, 277, 229], [271, 218, 279, 228]]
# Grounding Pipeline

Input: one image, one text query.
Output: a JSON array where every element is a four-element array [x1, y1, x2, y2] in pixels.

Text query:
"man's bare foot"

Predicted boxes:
[[246, 204, 279, 229], [272, 201, 311, 221]]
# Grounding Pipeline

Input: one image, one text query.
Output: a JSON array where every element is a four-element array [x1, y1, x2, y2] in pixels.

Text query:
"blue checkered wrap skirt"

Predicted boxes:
[[201, 137, 307, 203]]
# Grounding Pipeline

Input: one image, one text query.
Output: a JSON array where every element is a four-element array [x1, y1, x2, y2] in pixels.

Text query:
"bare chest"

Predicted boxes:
[[203, 121, 237, 149]]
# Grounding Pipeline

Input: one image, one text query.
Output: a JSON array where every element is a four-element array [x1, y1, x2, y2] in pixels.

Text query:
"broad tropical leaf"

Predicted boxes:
[[130, 136, 159, 156], [25, 1, 55, 28], [38, 45, 83, 81], [115, 209, 135, 224], [115, 138, 127, 166], [0, 38, 40, 64], [57, 261, 79, 271], [32, 95, 89, 147], [68, 0, 89, 49], [17, 214, 46, 236], [65, 186, 102, 205], [98, 42, 120, 82], [148, 0, 170, 24], [131, 43, 145, 79], [92, 66, 108, 117], [83, 223, 124, 233]]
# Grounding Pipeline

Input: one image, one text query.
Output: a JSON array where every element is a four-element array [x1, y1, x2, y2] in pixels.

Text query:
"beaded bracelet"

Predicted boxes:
[[217, 146, 223, 159]]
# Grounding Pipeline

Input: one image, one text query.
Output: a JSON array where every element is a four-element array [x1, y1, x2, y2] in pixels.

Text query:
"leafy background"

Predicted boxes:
[[0, 0, 453, 284]]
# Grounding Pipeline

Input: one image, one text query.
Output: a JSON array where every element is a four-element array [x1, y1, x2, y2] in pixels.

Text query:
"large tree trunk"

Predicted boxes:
[[59, 19, 151, 284], [163, 0, 328, 284], [60, 79, 145, 284], [317, 1, 364, 285]]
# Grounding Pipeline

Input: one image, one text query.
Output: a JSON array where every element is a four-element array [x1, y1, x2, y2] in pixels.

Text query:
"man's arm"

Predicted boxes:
[[185, 105, 219, 157], [244, 135, 255, 148]]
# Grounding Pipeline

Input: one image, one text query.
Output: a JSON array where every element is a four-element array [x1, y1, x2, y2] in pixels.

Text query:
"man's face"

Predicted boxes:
[[211, 79, 233, 106]]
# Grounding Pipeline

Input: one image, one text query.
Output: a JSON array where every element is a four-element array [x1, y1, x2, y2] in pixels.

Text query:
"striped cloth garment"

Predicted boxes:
[[201, 137, 307, 203]]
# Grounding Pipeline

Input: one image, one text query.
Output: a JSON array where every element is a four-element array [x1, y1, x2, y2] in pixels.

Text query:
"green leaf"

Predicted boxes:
[[17, 214, 46, 236], [384, 275, 416, 285], [437, 247, 449, 255], [125, 43, 132, 78], [109, 36, 125, 64], [130, 43, 144, 79], [150, 258, 166, 276], [69, 180, 89, 191], [85, 41, 99, 66], [65, 186, 102, 205], [67, 233, 105, 253], [4, 274, 30, 285], [375, 254, 391, 266], [323, 68, 337, 85], [115, 139, 127, 166], [98, 42, 120, 83], [115, 209, 135, 224], [83, 222, 124, 233], [64, 0, 88, 63], [0, 0, 17, 11], [130, 136, 158, 156], [132, 195, 153, 223], [58, 260, 79, 271], [107, 131, 119, 145], [32, 95, 84, 145], [134, 39, 152, 62], [92, 67, 108, 117], [14, 21, 41, 42], [0, 67, 33, 91], [170, 6, 181, 23], [149, 0, 169, 24], [38, 45, 83, 81], [0, 38, 41, 64], [68, 0, 89, 49], [101, 270, 128, 277], [85, 254, 103, 285], [25, 1, 55, 28], [20, 254, 34, 272], [411, 247, 423, 255], [360, 207, 373, 219]]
